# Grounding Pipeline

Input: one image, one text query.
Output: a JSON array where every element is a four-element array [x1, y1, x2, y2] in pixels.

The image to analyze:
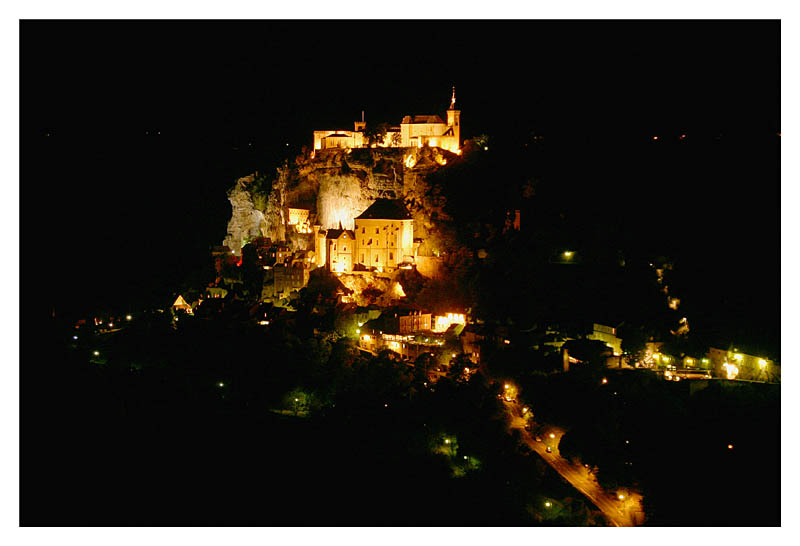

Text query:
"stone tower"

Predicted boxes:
[[446, 86, 461, 147]]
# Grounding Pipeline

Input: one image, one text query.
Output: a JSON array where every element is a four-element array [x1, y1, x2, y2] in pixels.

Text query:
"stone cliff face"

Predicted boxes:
[[223, 146, 456, 253], [223, 174, 269, 253]]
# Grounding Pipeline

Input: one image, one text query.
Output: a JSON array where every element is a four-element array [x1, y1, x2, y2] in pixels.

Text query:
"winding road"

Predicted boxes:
[[504, 401, 644, 526]]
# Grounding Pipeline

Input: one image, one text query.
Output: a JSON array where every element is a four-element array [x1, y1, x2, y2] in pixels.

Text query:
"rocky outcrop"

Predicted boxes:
[[224, 146, 458, 253], [223, 174, 268, 254]]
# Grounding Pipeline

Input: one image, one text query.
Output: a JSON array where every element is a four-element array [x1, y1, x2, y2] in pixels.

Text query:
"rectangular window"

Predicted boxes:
[[389, 252, 393, 260], [376, 228, 379, 234], [362, 227, 365, 234], [375, 255, 379, 263], [343, 246, 347, 252], [361, 254, 365, 263]]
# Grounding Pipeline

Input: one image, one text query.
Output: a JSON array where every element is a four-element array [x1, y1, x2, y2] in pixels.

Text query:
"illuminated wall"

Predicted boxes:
[[587, 323, 622, 355], [432, 313, 466, 333], [353, 218, 414, 271], [327, 230, 354, 273]]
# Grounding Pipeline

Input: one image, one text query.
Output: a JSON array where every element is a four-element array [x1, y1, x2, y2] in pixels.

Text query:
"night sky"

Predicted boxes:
[[22, 20, 779, 354]]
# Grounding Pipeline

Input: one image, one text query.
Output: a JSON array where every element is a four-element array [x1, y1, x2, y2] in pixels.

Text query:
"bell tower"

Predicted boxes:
[[446, 86, 461, 147]]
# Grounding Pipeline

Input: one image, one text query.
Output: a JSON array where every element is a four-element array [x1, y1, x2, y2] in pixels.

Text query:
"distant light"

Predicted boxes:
[[758, 358, 767, 368], [452, 353, 457, 358], [231, 250, 235, 254], [218, 382, 224, 387], [549, 433, 555, 439], [652, 136, 659, 140], [384, 404, 388, 408], [563, 251, 573, 259], [625, 440, 629, 444], [618, 494, 625, 501], [93, 350, 99, 356], [522, 407, 528, 413], [73, 335, 78, 340], [445, 439, 450, 444], [504, 339, 510, 345], [733, 353, 743, 361], [504, 384, 510, 389], [601, 378, 608, 385], [463, 455, 468, 460], [483, 146, 488, 151], [108, 323, 113, 328], [356, 329, 360, 334], [126, 315, 132, 321], [295, 398, 299, 402], [545, 501, 552, 508], [728, 444, 734, 450]]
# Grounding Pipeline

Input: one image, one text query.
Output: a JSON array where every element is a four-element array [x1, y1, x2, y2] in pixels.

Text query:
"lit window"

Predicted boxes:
[[362, 227, 365, 234]]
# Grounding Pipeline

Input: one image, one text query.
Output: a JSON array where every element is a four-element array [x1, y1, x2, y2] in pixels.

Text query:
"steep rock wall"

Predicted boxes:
[[224, 146, 456, 252]]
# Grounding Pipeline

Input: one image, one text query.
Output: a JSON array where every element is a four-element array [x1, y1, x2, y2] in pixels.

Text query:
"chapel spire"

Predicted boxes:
[[449, 86, 456, 110]]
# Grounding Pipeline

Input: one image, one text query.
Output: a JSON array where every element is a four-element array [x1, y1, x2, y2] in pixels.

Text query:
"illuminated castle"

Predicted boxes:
[[313, 88, 462, 154]]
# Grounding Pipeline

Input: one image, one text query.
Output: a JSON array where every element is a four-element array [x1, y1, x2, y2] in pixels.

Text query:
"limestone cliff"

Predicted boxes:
[[223, 174, 269, 253], [223, 146, 456, 253]]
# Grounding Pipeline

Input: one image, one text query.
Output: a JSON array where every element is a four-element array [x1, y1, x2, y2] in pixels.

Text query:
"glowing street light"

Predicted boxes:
[[618, 494, 626, 501], [601, 378, 608, 385], [563, 250, 574, 259], [126, 315, 132, 321], [504, 384, 510, 390], [93, 350, 99, 356], [727, 444, 734, 450], [545, 501, 552, 508], [758, 358, 767, 368], [218, 382, 224, 387], [549, 433, 555, 439], [445, 439, 450, 444], [73, 335, 78, 340]]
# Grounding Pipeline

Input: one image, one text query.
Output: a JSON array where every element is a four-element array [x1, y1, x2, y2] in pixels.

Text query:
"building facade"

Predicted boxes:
[[312, 89, 461, 154]]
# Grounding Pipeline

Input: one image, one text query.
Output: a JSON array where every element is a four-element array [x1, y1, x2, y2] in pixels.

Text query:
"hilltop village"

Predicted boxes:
[[59, 91, 780, 527], [164, 91, 779, 385]]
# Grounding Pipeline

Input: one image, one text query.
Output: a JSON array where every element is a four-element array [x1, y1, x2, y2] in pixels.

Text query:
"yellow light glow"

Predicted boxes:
[[362, 334, 371, 342], [601, 378, 608, 384], [549, 433, 555, 439], [728, 444, 734, 450], [126, 315, 132, 321], [758, 359, 767, 368], [445, 439, 450, 444], [733, 353, 743, 361], [685, 358, 694, 366], [545, 502, 552, 508], [722, 362, 739, 380], [93, 351, 99, 356], [618, 494, 625, 501], [404, 154, 416, 168], [464, 367, 470, 374], [702, 358, 709, 364], [504, 384, 510, 389]]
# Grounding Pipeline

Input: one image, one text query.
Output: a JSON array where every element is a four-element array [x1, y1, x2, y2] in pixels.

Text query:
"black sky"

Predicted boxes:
[[22, 20, 779, 353]]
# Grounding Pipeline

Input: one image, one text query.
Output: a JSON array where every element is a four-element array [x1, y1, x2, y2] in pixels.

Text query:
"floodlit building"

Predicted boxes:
[[172, 295, 193, 314], [354, 199, 415, 272], [587, 323, 623, 356], [312, 88, 461, 154], [325, 225, 355, 273], [287, 208, 312, 233]]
